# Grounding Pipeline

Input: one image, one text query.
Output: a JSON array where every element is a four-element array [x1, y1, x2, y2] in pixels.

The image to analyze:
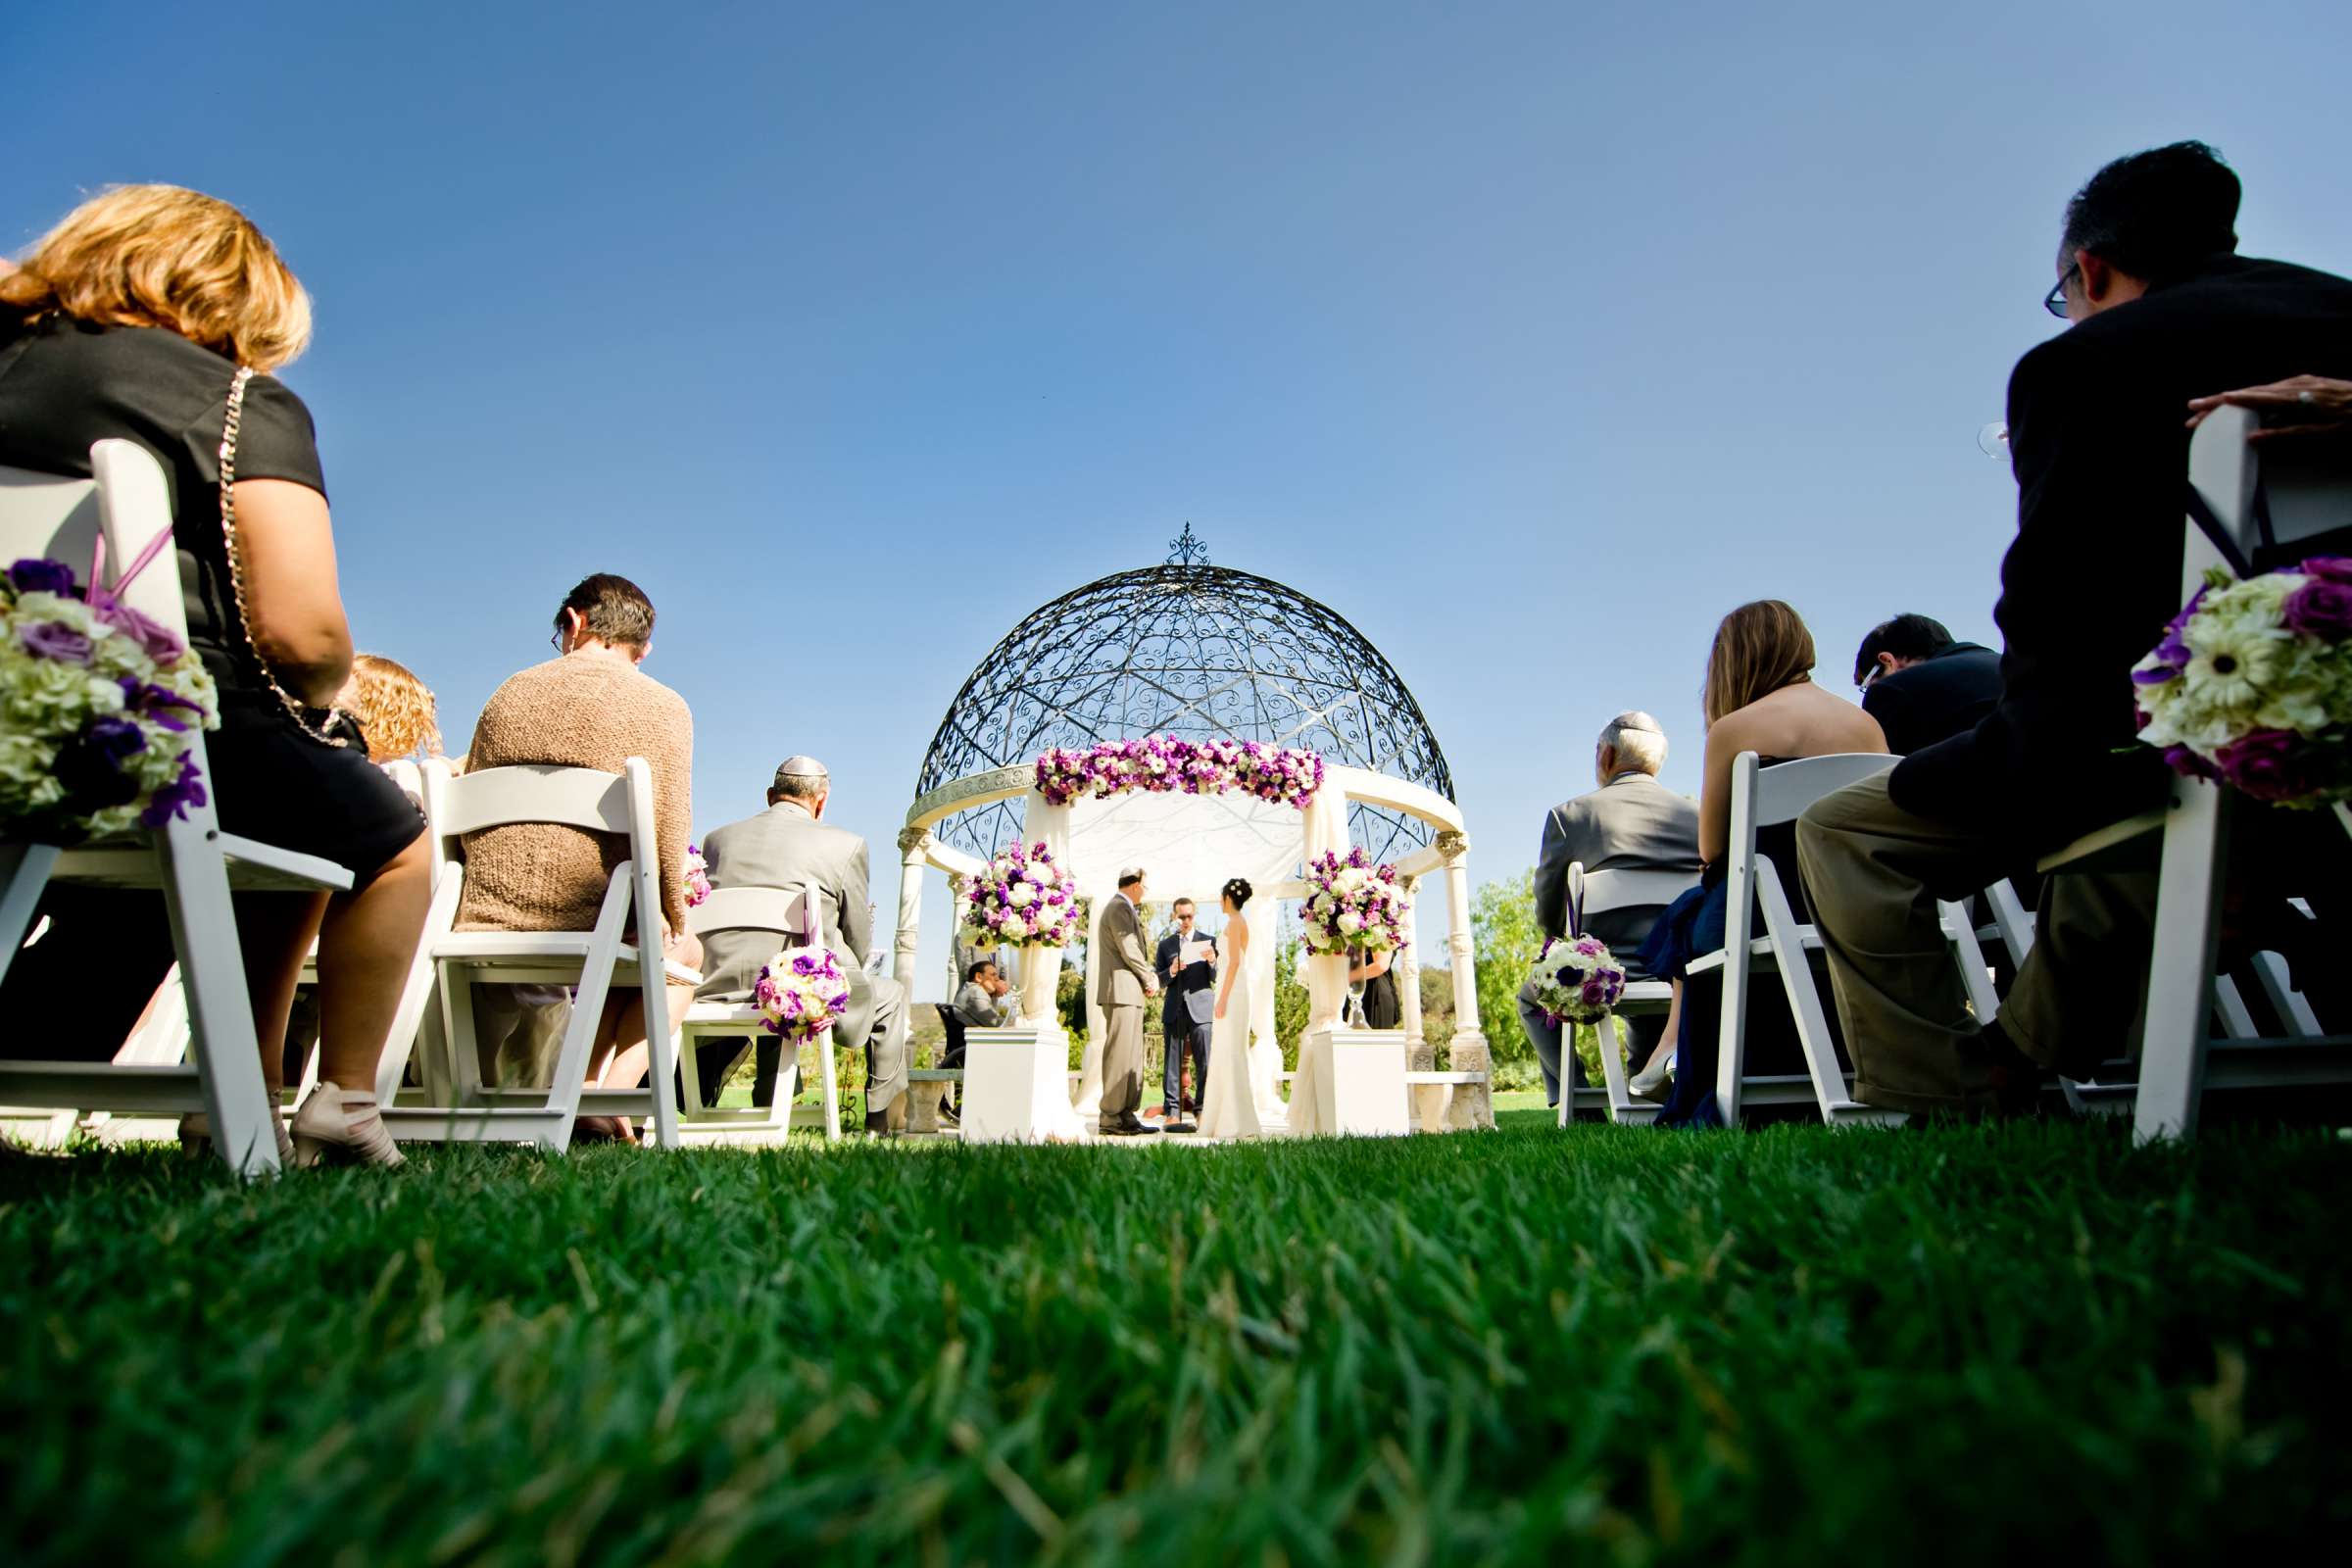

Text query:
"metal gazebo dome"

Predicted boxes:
[[915, 531, 1454, 866]]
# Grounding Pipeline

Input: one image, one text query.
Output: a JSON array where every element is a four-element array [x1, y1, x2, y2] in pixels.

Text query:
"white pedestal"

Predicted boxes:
[[960, 1024, 1077, 1144], [1305, 1027, 1412, 1137]]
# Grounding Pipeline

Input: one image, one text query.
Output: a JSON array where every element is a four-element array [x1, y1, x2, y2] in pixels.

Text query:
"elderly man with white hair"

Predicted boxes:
[[1518, 712, 1702, 1113], [693, 756, 911, 1135]]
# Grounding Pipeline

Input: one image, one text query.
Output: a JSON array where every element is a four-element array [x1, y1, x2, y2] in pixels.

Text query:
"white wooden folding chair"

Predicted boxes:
[[2032, 405, 2352, 1140], [1983, 877, 2334, 1119], [673, 884, 843, 1144], [1694, 752, 1909, 1126], [373, 756, 691, 1150], [1560, 863, 1699, 1127], [0, 442, 355, 1176]]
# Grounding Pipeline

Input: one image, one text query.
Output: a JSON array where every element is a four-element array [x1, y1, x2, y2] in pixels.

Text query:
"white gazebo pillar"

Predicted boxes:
[[1437, 829, 1494, 1129], [1397, 873, 1446, 1131], [892, 825, 929, 986]]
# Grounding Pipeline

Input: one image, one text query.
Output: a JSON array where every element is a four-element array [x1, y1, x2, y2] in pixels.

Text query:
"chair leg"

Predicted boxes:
[[1595, 1013, 1636, 1123], [820, 1036, 841, 1142], [156, 821, 278, 1178], [0, 843, 61, 988], [1756, 862, 1852, 1122], [1940, 901, 2001, 1025], [2252, 951, 2324, 1035], [2135, 784, 2230, 1143]]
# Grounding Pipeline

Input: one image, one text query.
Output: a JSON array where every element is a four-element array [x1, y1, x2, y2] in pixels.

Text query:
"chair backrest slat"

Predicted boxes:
[[2191, 404, 2352, 566], [435, 763, 635, 840], [1573, 865, 1700, 916], [1748, 753, 1897, 827], [686, 885, 813, 945]]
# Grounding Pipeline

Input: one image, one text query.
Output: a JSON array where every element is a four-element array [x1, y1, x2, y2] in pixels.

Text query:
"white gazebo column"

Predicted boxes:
[[1437, 830, 1494, 1130], [892, 826, 930, 987], [1396, 874, 1443, 1130]]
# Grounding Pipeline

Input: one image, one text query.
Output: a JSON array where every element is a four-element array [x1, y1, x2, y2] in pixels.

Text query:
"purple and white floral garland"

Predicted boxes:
[[1300, 845, 1406, 955], [2133, 556, 2352, 807], [1034, 736, 1324, 810], [1, 556, 219, 843], [754, 947, 852, 1044], [961, 840, 1081, 949]]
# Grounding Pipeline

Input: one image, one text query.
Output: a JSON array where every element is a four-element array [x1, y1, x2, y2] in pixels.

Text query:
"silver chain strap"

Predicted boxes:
[[219, 366, 350, 748]]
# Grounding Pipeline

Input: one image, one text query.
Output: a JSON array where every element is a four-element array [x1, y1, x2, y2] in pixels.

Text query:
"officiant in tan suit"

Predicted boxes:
[[1093, 867, 1160, 1137], [695, 757, 909, 1135]]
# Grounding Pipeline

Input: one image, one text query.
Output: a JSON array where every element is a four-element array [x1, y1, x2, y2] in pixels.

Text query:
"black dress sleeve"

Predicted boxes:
[[177, 371, 327, 500]]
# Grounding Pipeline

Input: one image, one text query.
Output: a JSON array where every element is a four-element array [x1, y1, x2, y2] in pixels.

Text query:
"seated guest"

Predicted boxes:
[[1517, 710, 1701, 1112], [1637, 603, 1886, 1123], [458, 573, 698, 1141], [0, 185, 431, 1166], [1851, 614, 2000, 756], [953, 959, 1012, 1028], [335, 653, 443, 767], [1798, 142, 2352, 1114], [694, 758, 911, 1135]]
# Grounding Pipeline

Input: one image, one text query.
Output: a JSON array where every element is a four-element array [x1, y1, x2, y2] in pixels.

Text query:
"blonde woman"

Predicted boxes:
[[336, 653, 443, 765], [0, 185, 429, 1165], [1629, 601, 1886, 1124]]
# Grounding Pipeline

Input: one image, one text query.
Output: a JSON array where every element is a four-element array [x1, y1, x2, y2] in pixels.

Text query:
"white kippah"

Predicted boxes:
[[773, 756, 829, 787], [1119, 866, 1148, 882]]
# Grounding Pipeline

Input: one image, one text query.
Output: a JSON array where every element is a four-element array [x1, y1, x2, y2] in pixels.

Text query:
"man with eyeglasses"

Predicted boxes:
[[1850, 613, 2000, 758], [1796, 140, 2352, 1118]]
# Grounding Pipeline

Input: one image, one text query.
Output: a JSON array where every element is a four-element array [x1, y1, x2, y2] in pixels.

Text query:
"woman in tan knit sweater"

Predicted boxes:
[[458, 574, 698, 1139]]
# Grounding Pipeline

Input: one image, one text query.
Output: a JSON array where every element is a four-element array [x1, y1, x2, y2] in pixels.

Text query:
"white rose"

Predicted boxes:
[[1009, 882, 1036, 907], [1338, 909, 1363, 934]]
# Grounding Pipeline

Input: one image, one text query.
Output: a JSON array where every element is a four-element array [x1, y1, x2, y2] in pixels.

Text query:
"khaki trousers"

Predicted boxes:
[[1099, 1003, 1145, 1121], [1794, 774, 2158, 1114]]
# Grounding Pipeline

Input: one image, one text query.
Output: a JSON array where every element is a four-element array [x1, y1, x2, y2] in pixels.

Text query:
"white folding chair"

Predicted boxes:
[[674, 884, 843, 1144], [373, 756, 692, 1149], [1983, 877, 2335, 1119], [1560, 862, 1699, 1127], [1696, 752, 1908, 1126], [2033, 405, 2352, 1140], [0, 442, 355, 1176]]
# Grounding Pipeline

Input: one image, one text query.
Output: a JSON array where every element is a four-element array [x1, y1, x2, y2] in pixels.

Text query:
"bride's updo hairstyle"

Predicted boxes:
[[1222, 877, 1252, 910]]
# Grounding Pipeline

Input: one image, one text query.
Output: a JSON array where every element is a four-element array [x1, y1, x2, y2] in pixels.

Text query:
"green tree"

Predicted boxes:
[[1471, 868, 1542, 1071], [1272, 939, 1309, 1067]]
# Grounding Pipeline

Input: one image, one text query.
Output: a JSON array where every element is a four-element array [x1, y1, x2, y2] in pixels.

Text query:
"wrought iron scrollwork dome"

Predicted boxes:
[[918, 563, 1454, 863]]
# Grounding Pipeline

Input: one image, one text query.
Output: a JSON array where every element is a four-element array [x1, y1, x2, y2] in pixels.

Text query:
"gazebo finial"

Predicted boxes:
[[1166, 521, 1210, 565]]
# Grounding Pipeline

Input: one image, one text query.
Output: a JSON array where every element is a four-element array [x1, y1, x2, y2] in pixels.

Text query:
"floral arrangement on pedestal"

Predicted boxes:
[[754, 948, 852, 1044], [1299, 846, 1406, 955], [2132, 557, 2352, 806], [684, 845, 711, 907], [1, 556, 218, 842], [1523, 933, 1627, 1026], [960, 840, 1080, 948], [1034, 736, 1324, 809]]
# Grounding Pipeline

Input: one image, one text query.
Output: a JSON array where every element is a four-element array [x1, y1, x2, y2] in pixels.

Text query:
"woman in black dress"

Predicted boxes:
[[0, 185, 430, 1165]]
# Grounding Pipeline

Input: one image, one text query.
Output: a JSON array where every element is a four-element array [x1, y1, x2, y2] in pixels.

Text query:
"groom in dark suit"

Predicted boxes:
[[1799, 141, 2352, 1114], [1155, 898, 1216, 1131]]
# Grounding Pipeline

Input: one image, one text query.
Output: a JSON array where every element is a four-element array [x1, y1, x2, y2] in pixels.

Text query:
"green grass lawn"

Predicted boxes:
[[4, 1110, 2347, 1565]]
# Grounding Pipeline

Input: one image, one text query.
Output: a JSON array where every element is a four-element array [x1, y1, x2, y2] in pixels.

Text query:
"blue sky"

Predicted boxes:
[[10, 2, 2349, 999]]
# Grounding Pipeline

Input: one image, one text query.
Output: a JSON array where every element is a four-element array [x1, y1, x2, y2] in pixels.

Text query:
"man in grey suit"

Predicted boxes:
[[1519, 711, 1702, 1111], [1094, 867, 1160, 1136], [694, 756, 910, 1134]]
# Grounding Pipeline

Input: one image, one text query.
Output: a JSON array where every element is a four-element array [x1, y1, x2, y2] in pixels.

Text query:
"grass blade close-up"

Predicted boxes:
[[4, 1112, 2347, 1564]]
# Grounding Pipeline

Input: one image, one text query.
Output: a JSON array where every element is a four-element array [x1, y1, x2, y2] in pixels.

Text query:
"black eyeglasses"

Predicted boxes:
[[2043, 264, 2079, 319]]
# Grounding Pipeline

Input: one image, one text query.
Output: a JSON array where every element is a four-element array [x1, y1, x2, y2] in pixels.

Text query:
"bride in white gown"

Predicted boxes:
[[1199, 877, 1276, 1139]]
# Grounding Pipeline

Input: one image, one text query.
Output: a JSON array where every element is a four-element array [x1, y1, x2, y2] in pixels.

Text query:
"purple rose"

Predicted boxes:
[[92, 600, 185, 662], [139, 754, 208, 826], [21, 619, 93, 663], [2282, 577, 2352, 642], [2297, 556, 2352, 586], [7, 558, 77, 597], [2211, 728, 2333, 803], [1579, 979, 1609, 1007]]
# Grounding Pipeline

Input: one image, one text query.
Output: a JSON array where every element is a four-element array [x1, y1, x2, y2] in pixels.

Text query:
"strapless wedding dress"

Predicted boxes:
[[1198, 960, 1264, 1139]]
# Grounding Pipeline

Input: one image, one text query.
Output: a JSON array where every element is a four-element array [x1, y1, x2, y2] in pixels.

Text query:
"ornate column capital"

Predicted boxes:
[[946, 871, 969, 899], [1434, 829, 1470, 862], [896, 824, 933, 857], [1399, 871, 1422, 895]]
